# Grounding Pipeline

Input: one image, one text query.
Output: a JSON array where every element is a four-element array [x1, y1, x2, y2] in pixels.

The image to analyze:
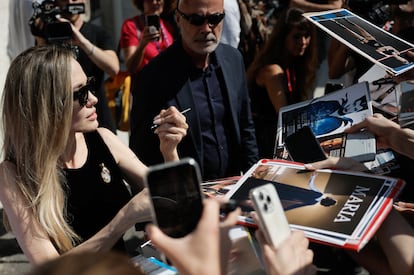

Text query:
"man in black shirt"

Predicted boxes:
[[130, 0, 259, 180]]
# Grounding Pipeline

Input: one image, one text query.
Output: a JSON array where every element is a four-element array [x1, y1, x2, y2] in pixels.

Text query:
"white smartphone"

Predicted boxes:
[[249, 183, 291, 247]]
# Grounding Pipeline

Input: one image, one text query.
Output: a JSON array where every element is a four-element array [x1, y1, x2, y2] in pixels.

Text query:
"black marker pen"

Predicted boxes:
[[372, 78, 396, 86]]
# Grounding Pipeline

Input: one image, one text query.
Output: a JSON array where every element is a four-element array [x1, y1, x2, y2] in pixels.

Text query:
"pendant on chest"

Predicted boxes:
[[100, 163, 111, 184]]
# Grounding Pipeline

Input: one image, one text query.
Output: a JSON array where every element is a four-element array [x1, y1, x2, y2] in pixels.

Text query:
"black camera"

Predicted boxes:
[[29, 0, 85, 43], [346, 0, 409, 26]]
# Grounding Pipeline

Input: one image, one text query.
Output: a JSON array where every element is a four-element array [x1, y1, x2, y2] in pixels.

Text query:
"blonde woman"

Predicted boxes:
[[0, 45, 187, 266]]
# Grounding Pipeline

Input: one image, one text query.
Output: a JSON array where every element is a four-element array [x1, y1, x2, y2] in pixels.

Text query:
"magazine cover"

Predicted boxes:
[[276, 82, 376, 162], [225, 159, 405, 251], [303, 9, 414, 76]]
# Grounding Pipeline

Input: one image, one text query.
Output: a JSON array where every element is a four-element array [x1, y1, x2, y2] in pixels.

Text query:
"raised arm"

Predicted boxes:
[[67, 19, 119, 76], [122, 25, 160, 74], [345, 113, 414, 160]]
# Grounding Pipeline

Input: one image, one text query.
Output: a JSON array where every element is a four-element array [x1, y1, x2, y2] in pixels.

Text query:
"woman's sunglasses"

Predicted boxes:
[[73, 77, 95, 107], [176, 8, 225, 26]]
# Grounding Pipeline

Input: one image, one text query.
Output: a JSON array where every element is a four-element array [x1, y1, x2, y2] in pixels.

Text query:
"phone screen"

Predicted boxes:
[[284, 126, 327, 163], [146, 158, 203, 238], [146, 14, 160, 29]]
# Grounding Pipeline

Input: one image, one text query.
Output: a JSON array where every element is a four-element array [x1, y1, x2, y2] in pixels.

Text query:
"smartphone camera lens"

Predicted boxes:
[[266, 195, 271, 203]]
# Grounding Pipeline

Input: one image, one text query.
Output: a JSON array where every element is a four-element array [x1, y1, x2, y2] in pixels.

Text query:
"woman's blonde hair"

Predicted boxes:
[[2, 45, 80, 252]]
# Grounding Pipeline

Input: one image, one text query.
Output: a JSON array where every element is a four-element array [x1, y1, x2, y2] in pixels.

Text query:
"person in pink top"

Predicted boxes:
[[120, 0, 174, 74]]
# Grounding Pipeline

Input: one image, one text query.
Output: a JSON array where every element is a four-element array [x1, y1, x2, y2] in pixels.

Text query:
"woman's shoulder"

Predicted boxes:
[[257, 64, 285, 83], [96, 128, 118, 143], [261, 63, 285, 75]]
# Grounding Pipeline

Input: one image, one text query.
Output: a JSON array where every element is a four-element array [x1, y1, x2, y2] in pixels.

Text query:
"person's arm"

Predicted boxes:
[[67, 21, 119, 77], [123, 26, 160, 74], [399, 0, 414, 13], [258, 64, 288, 114], [345, 113, 414, 160], [120, 17, 160, 75], [376, 210, 414, 275], [98, 108, 187, 184], [146, 199, 240, 275], [305, 113, 414, 170], [97, 127, 148, 190], [151, 106, 189, 162], [0, 162, 151, 266], [0, 162, 61, 265], [304, 156, 367, 171], [289, 0, 343, 12], [394, 51, 414, 83], [123, 44, 145, 75]]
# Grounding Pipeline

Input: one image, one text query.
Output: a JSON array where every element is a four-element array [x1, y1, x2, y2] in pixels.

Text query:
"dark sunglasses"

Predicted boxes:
[[176, 8, 225, 26], [73, 77, 95, 107]]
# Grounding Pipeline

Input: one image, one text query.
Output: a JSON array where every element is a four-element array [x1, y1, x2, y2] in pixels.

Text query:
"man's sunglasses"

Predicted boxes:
[[73, 77, 95, 107], [176, 8, 225, 26]]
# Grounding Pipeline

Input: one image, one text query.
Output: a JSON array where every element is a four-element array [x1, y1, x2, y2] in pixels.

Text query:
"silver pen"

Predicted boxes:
[[151, 107, 191, 131]]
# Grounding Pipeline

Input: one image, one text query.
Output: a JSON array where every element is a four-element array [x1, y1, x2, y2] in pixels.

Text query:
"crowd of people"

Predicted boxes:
[[2, 0, 414, 274]]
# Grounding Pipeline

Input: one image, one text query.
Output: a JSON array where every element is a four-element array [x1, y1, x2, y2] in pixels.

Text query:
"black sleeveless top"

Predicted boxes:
[[64, 131, 131, 251], [249, 81, 278, 122]]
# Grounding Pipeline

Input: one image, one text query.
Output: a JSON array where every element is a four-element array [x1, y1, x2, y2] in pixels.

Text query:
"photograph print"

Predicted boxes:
[[304, 9, 414, 75]]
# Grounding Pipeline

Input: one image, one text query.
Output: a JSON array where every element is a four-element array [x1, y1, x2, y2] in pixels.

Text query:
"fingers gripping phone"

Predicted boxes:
[[145, 14, 160, 34], [145, 158, 204, 238], [249, 184, 291, 247], [284, 126, 327, 163]]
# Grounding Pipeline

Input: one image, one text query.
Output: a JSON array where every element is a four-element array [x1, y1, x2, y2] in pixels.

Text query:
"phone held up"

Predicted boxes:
[[145, 158, 204, 239], [145, 14, 160, 35], [249, 183, 291, 247], [284, 126, 327, 164]]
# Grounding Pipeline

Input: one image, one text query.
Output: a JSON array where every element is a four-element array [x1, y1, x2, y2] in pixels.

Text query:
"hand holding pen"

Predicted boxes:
[[151, 107, 191, 131], [152, 106, 189, 162]]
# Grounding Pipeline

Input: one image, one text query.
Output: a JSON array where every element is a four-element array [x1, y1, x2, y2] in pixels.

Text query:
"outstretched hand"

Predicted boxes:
[[393, 51, 414, 83], [304, 156, 367, 172], [344, 113, 399, 150], [146, 199, 240, 275]]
